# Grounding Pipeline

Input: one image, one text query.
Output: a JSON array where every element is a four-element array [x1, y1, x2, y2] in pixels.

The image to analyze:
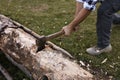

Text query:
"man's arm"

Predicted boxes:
[[75, 2, 83, 17], [63, 8, 91, 36], [70, 8, 91, 27]]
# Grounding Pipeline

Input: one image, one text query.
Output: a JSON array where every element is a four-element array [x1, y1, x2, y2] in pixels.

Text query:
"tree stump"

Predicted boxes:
[[0, 14, 94, 80]]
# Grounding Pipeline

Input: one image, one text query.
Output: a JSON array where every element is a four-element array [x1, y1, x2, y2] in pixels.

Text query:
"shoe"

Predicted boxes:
[[86, 44, 112, 55], [112, 13, 120, 25]]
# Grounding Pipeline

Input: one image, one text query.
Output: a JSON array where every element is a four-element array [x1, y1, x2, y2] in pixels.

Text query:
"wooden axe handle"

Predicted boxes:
[[46, 30, 64, 40]]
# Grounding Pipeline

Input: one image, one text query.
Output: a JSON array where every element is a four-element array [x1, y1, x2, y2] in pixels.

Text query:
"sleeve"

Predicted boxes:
[[76, 0, 84, 3], [83, 0, 98, 11]]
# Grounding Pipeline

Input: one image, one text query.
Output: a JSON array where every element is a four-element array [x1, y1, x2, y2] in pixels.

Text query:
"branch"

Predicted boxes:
[[0, 64, 13, 80]]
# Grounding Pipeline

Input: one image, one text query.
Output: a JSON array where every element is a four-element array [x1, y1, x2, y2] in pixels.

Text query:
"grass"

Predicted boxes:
[[0, 0, 120, 79]]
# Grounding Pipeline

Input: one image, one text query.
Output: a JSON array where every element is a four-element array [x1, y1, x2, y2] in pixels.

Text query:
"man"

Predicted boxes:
[[62, 0, 120, 55]]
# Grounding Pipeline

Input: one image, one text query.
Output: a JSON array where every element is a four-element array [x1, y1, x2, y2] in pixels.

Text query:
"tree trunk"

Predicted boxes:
[[0, 14, 94, 80]]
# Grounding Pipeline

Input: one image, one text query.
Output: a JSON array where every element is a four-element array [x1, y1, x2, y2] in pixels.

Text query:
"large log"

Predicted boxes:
[[0, 14, 94, 80]]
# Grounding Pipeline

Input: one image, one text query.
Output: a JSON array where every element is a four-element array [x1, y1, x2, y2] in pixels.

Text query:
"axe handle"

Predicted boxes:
[[46, 30, 64, 40]]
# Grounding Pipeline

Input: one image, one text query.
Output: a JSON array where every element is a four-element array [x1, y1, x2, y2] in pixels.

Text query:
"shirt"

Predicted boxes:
[[76, 0, 104, 11]]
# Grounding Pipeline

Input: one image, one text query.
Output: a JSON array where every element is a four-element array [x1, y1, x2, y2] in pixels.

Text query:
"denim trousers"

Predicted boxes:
[[96, 0, 120, 48]]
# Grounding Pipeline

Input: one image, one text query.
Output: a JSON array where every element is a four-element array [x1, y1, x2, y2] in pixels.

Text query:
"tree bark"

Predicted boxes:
[[0, 14, 94, 80]]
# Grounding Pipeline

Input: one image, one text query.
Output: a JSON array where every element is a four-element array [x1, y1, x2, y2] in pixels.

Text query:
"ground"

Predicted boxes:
[[0, 0, 120, 80]]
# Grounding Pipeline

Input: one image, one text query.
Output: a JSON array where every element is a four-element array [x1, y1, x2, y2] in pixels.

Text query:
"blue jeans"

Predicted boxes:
[[96, 0, 120, 48]]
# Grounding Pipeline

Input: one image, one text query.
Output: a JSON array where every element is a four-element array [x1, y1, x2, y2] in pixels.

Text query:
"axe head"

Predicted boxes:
[[36, 36, 47, 52]]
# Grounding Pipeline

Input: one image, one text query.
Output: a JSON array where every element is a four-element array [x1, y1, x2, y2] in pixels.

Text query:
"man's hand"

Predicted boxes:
[[62, 25, 73, 36], [62, 8, 91, 36], [62, 25, 80, 36]]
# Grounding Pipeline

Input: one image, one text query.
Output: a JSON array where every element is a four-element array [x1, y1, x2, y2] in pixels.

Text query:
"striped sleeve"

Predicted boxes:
[[76, 0, 98, 11], [76, 0, 84, 3]]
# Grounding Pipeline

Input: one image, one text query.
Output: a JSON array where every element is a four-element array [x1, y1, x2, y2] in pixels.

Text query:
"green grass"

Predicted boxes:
[[0, 0, 120, 79]]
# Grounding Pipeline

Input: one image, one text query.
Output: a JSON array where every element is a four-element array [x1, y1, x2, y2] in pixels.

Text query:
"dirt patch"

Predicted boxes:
[[30, 4, 49, 12]]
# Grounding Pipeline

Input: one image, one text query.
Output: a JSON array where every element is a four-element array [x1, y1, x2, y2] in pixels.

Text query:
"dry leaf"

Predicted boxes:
[[101, 58, 108, 64]]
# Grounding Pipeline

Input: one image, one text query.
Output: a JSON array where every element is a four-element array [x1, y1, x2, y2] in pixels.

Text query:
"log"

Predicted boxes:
[[0, 14, 94, 80]]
